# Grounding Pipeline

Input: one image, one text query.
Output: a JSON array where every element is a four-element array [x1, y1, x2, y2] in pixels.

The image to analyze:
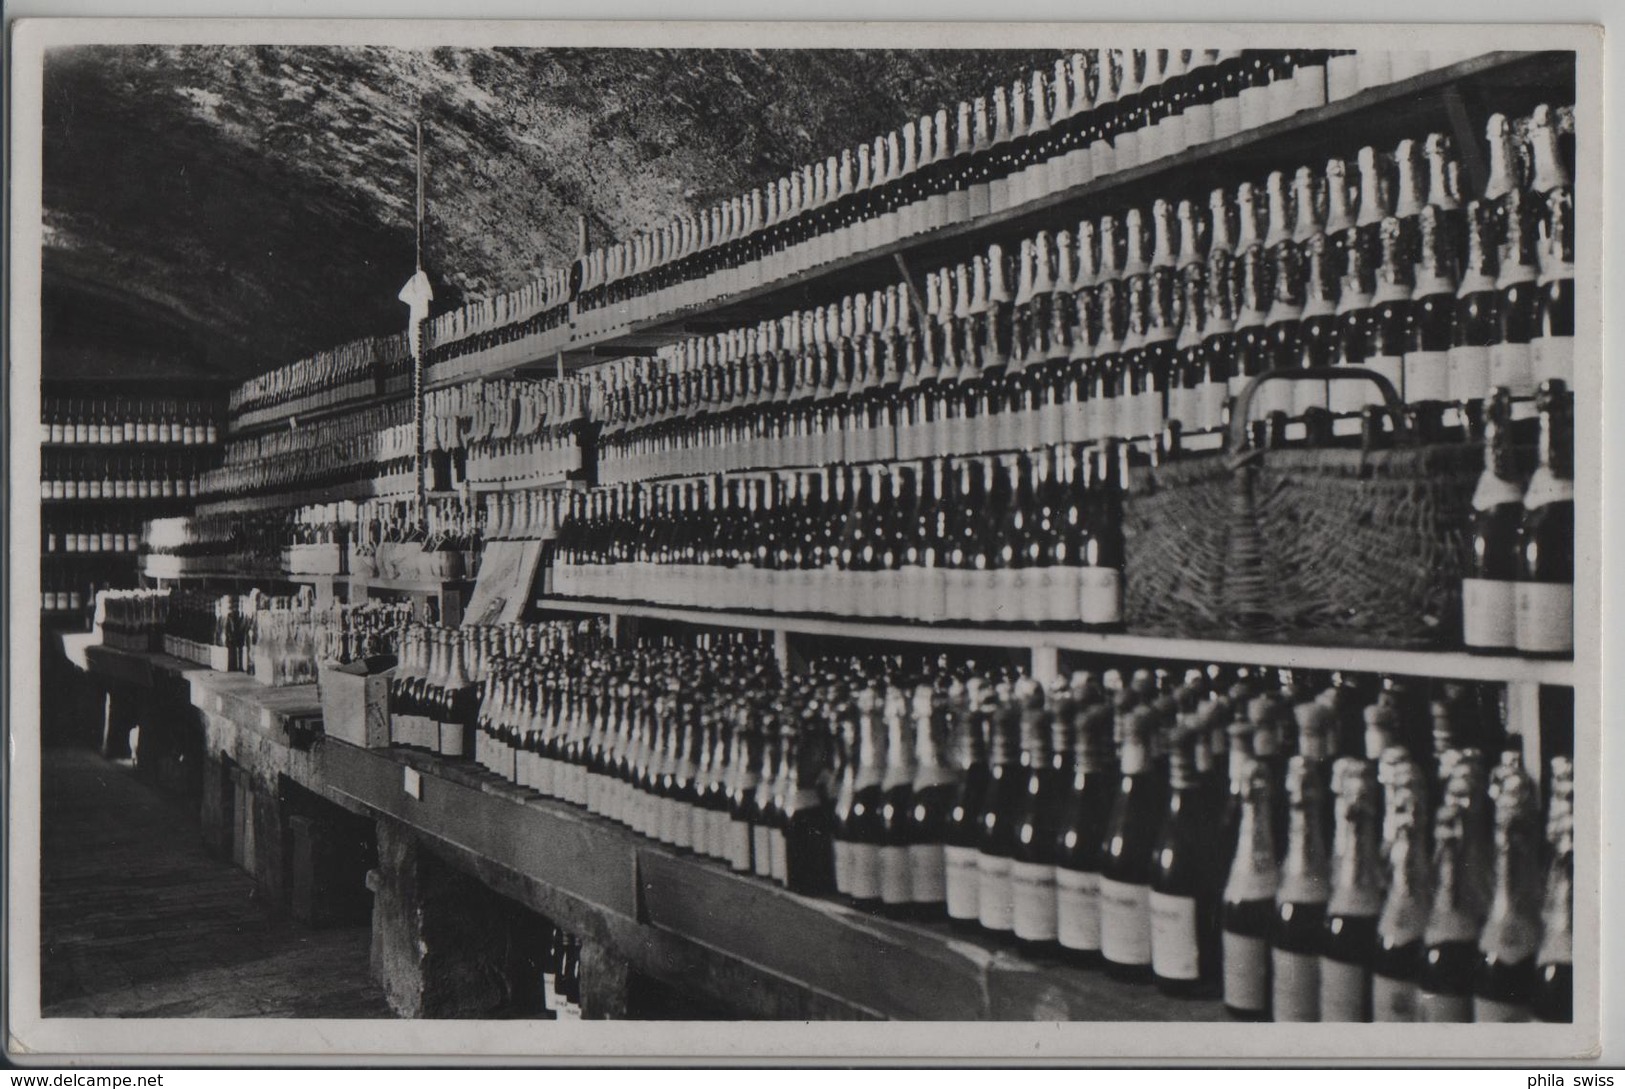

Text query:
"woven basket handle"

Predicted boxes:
[[1226, 366, 1406, 454]]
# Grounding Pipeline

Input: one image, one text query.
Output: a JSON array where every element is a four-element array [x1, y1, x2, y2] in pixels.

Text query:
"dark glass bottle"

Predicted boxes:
[[943, 677, 992, 929], [1150, 729, 1220, 995], [1463, 390, 1524, 654], [1272, 755, 1330, 1021], [1528, 105, 1575, 392], [1009, 678, 1061, 954], [1474, 752, 1544, 1022], [1098, 695, 1161, 980], [782, 723, 836, 897], [1452, 201, 1502, 420], [1533, 756, 1574, 1023], [1054, 677, 1114, 965], [876, 684, 918, 918], [1221, 758, 1278, 1020], [1319, 757, 1383, 1022], [1415, 801, 1480, 1022], [904, 681, 958, 920], [975, 680, 1025, 938], [1515, 381, 1574, 658]]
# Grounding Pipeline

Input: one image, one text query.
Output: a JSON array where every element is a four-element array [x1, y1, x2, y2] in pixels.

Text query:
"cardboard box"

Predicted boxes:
[[318, 659, 395, 749]]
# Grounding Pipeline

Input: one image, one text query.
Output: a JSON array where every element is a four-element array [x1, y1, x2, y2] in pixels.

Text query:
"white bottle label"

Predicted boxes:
[[1319, 957, 1370, 1023], [1515, 582, 1573, 655], [833, 838, 852, 895], [1533, 335, 1574, 389], [1462, 577, 1518, 649], [1448, 344, 1491, 405], [1490, 342, 1535, 397], [944, 844, 981, 921], [909, 843, 947, 905], [727, 819, 753, 872], [1149, 891, 1200, 981], [977, 853, 1015, 931], [1417, 989, 1473, 1023], [879, 845, 912, 906], [1474, 996, 1531, 1023], [1403, 349, 1450, 403], [1272, 948, 1322, 1022], [848, 841, 882, 901], [769, 829, 788, 884], [752, 825, 773, 878], [1079, 568, 1123, 625], [1056, 867, 1101, 952], [1223, 931, 1269, 1013], [1098, 876, 1151, 966], [1010, 859, 1059, 942]]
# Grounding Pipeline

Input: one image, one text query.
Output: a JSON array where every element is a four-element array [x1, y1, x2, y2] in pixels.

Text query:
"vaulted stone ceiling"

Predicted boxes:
[[42, 44, 1063, 382]]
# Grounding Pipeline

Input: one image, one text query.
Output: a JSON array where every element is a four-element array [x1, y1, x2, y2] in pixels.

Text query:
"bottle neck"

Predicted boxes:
[[1225, 784, 1278, 903]]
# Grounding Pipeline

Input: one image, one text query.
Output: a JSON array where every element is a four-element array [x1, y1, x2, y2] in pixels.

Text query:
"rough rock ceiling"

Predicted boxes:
[[42, 44, 1064, 381]]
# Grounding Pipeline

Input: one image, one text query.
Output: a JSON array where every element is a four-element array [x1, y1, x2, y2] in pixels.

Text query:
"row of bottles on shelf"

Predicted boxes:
[[243, 596, 416, 685], [91, 588, 170, 636], [43, 398, 219, 446], [42, 576, 137, 618], [568, 49, 1481, 335], [554, 445, 1127, 627], [227, 334, 408, 416], [164, 589, 256, 664], [594, 107, 1572, 484], [543, 927, 585, 1021], [426, 623, 1572, 1023], [202, 400, 414, 498], [45, 518, 144, 555], [42, 452, 208, 500], [223, 48, 1531, 424], [555, 382, 1573, 658]]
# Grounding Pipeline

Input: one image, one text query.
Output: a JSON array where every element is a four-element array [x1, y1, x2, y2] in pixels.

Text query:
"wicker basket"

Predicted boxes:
[[1122, 367, 1482, 649]]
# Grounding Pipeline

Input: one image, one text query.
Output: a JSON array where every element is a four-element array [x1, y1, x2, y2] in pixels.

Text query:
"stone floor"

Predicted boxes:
[[40, 746, 393, 1018]]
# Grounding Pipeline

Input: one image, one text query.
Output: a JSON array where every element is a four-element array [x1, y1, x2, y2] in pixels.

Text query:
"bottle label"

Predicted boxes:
[[1149, 891, 1201, 981], [752, 825, 773, 877], [977, 852, 1015, 931], [1403, 349, 1450, 402], [1462, 577, 1518, 649], [845, 845, 884, 903], [1374, 973, 1418, 1021], [1223, 931, 1269, 1012], [1010, 859, 1060, 942], [909, 843, 947, 905], [1098, 876, 1151, 966], [879, 845, 912, 905], [1056, 867, 1101, 952], [1475, 996, 1532, 1023], [944, 844, 981, 921], [727, 819, 753, 872], [1490, 342, 1535, 397], [769, 829, 788, 884], [1448, 344, 1491, 404], [1416, 989, 1473, 1023], [833, 838, 852, 894], [1515, 582, 1573, 655], [1533, 335, 1574, 390], [1079, 568, 1123, 625], [1272, 948, 1321, 1022], [1319, 957, 1370, 1022]]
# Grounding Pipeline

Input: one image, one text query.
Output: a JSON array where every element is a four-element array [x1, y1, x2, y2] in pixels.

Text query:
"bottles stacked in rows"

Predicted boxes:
[[423, 269, 574, 363], [42, 576, 97, 615], [91, 588, 170, 636], [45, 518, 142, 555], [593, 108, 1572, 488], [553, 446, 1126, 627], [350, 496, 482, 553], [44, 399, 219, 447], [201, 400, 414, 498], [42, 453, 203, 500], [1464, 383, 1574, 659], [454, 377, 589, 490], [471, 639, 1573, 1023], [228, 333, 407, 416], [166, 589, 255, 667], [481, 487, 571, 543], [315, 601, 414, 666], [542, 927, 584, 1021], [141, 512, 290, 563], [567, 48, 1479, 336]]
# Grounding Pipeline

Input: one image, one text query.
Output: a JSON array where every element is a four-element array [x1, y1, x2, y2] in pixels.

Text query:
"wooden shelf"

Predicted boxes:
[[535, 596, 1576, 686], [40, 442, 219, 452]]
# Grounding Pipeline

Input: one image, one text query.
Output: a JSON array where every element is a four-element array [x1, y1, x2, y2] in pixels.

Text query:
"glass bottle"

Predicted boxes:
[[1474, 752, 1544, 1021], [1463, 389, 1524, 653], [1515, 380, 1573, 658], [1272, 754, 1330, 1021], [1320, 757, 1384, 1022], [1099, 692, 1161, 980]]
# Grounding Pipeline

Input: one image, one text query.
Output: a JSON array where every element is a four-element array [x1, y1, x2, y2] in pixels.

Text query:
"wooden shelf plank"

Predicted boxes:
[[535, 596, 1575, 686]]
